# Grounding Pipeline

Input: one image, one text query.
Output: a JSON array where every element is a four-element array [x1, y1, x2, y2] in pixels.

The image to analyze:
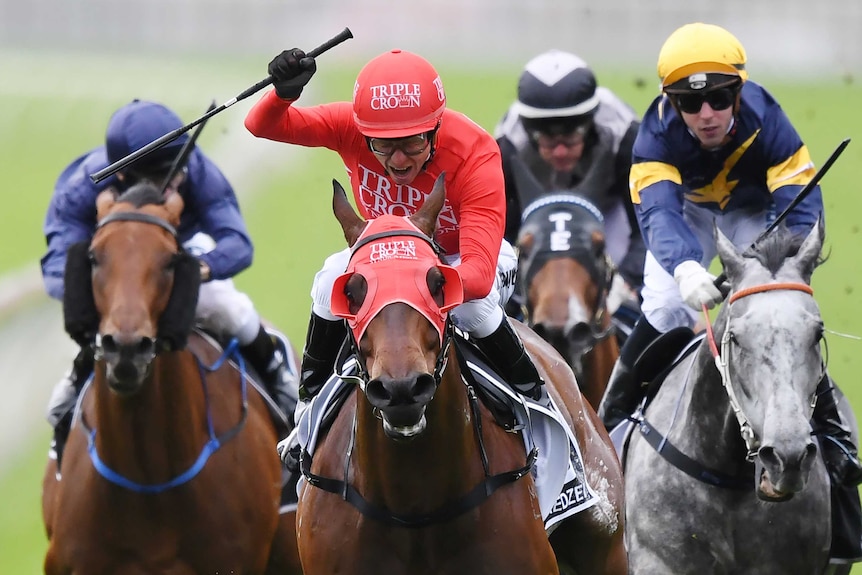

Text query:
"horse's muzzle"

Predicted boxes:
[[366, 373, 436, 439], [98, 334, 157, 394]]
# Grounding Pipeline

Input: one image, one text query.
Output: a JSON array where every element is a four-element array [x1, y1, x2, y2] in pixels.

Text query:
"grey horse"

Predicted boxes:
[[624, 222, 840, 574]]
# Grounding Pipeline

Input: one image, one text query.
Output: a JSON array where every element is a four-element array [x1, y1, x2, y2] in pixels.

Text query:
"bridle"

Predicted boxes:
[[705, 282, 819, 460], [637, 281, 821, 490], [518, 195, 616, 355]]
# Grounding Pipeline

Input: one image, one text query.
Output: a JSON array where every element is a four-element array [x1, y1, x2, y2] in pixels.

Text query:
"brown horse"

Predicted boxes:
[[516, 192, 620, 411], [41, 183, 302, 575], [294, 177, 626, 574]]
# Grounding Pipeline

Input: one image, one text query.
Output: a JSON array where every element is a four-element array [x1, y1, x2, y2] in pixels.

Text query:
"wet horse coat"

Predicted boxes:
[[624, 224, 834, 574], [41, 184, 301, 575], [294, 177, 627, 575]]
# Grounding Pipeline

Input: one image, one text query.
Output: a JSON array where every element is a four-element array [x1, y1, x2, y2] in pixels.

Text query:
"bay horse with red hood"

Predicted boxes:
[[293, 175, 626, 574]]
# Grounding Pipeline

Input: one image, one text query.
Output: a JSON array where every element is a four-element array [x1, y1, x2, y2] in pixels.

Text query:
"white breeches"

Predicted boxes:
[[183, 233, 260, 345], [640, 204, 770, 333]]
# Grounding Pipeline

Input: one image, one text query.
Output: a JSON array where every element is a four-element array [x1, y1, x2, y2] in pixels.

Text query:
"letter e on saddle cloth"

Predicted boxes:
[[296, 215, 600, 530]]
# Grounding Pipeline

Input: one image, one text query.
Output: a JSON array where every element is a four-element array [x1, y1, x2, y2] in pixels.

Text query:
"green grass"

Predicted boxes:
[[2, 53, 862, 571]]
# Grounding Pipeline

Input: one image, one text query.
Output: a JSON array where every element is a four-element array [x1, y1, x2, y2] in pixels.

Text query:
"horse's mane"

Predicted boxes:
[[117, 182, 165, 207], [741, 223, 826, 276]]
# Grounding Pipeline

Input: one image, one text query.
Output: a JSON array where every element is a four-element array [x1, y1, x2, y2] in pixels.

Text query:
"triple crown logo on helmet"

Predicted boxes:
[[368, 78, 445, 111]]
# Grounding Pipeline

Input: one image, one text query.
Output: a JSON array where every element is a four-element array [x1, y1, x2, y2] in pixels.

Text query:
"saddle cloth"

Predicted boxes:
[[291, 354, 598, 532]]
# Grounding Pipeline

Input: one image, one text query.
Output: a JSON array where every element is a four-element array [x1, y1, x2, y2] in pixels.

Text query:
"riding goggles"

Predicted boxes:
[[367, 133, 431, 156], [672, 86, 738, 114], [531, 123, 589, 150]]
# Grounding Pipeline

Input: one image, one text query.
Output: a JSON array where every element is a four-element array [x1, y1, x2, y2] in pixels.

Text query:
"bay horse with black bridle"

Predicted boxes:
[[294, 176, 627, 574], [512, 158, 620, 411], [41, 183, 302, 575]]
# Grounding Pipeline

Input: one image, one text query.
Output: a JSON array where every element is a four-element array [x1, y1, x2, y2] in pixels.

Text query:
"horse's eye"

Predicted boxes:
[[88, 249, 98, 267], [344, 274, 367, 315], [426, 268, 446, 306]]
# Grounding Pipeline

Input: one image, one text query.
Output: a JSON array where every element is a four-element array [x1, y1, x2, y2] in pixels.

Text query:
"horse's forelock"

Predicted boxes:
[[117, 182, 166, 208], [744, 225, 822, 276]]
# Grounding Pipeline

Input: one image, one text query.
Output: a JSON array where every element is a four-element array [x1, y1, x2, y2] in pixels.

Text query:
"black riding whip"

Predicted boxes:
[[714, 137, 851, 289], [90, 26, 354, 184], [159, 100, 216, 195]]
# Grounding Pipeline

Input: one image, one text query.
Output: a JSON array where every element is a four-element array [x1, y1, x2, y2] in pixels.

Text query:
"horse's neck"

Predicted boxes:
[[666, 344, 747, 462], [352, 366, 491, 504], [91, 352, 208, 456]]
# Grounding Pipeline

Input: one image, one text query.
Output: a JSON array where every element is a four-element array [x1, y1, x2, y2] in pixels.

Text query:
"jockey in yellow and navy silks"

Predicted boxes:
[[632, 57, 822, 307], [597, 22, 862, 563]]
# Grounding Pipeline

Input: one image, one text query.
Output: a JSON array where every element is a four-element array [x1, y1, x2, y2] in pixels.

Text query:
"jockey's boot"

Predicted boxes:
[[597, 316, 660, 430], [298, 313, 349, 403], [241, 325, 298, 423], [46, 347, 94, 469], [813, 373, 862, 487], [474, 317, 545, 402], [282, 313, 348, 472]]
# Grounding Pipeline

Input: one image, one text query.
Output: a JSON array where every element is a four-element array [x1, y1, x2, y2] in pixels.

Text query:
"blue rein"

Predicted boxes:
[[83, 338, 249, 494]]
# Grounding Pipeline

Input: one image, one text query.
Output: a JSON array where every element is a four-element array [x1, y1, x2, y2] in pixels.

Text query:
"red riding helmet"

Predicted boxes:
[[352, 49, 446, 138]]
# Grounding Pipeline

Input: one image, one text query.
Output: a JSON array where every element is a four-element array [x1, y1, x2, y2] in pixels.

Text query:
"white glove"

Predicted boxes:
[[276, 434, 295, 464], [673, 260, 724, 311]]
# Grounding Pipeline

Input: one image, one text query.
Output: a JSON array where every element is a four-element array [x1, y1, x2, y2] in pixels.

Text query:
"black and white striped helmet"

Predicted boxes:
[[515, 50, 598, 136]]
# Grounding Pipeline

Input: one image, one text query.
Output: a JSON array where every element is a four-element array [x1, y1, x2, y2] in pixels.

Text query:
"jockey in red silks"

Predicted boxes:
[[245, 48, 547, 452]]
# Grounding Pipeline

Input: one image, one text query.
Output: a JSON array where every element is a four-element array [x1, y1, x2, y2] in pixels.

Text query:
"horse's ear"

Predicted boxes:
[[792, 219, 824, 283], [164, 190, 184, 226], [715, 222, 745, 284], [517, 231, 535, 257], [410, 172, 445, 237], [96, 187, 118, 219], [332, 178, 366, 247]]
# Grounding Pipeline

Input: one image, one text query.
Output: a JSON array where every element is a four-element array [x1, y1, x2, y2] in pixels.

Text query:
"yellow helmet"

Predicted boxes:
[[657, 23, 748, 91]]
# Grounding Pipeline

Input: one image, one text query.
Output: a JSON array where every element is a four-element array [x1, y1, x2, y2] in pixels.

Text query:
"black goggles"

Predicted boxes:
[[367, 133, 431, 157], [672, 87, 738, 115]]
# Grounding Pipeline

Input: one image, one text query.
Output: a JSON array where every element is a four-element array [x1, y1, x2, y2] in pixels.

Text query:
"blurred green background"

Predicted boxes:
[[1, 50, 861, 572]]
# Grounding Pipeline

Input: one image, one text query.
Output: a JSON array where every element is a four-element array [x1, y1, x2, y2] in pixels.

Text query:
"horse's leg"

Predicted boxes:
[[550, 512, 628, 575], [265, 510, 303, 575]]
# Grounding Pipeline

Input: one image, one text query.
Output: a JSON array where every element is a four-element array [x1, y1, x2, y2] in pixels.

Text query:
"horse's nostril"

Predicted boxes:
[[101, 334, 117, 354], [413, 373, 436, 403], [759, 445, 780, 470], [365, 379, 390, 406], [137, 337, 155, 356]]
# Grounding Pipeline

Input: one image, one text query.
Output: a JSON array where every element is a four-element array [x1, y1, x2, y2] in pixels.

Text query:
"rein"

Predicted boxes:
[[302, 320, 538, 527], [82, 337, 250, 494], [705, 282, 816, 459], [638, 281, 816, 490]]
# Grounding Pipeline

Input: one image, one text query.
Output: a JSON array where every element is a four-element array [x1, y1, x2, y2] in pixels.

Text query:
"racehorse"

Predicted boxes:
[[623, 222, 836, 574], [294, 176, 627, 574], [41, 184, 302, 575], [512, 159, 619, 411]]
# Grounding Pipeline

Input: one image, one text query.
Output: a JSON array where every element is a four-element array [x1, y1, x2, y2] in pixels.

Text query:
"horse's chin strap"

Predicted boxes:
[[704, 281, 818, 461]]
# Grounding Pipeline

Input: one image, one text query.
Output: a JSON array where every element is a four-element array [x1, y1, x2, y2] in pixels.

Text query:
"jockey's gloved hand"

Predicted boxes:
[[268, 48, 317, 100], [674, 260, 724, 310]]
